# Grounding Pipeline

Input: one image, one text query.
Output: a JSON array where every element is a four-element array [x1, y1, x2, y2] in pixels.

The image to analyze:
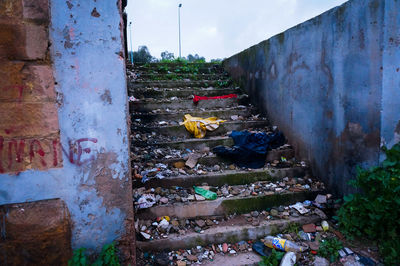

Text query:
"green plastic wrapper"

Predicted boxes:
[[194, 186, 217, 200]]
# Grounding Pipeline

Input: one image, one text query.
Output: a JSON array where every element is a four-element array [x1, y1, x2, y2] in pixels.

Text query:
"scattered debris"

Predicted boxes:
[[131, 64, 381, 266], [315, 194, 327, 204], [180, 114, 226, 138], [192, 94, 237, 104], [133, 179, 325, 208], [185, 153, 201, 168], [194, 186, 217, 200], [136, 194, 156, 209], [213, 130, 285, 168], [302, 223, 316, 233], [263, 236, 307, 252], [231, 115, 239, 120], [280, 251, 296, 266], [290, 202, 309, 214], [129, 95, 139, 102]]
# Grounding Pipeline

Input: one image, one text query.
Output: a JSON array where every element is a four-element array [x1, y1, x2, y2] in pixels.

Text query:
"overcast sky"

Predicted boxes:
[[126, 0, 348, 61]]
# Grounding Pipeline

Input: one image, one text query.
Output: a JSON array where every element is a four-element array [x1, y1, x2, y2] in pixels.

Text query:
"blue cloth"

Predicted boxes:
[[213, 130, 285, 168]]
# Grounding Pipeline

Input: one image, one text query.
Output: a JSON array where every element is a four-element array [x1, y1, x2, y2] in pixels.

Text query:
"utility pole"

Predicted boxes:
[[129, 21, 133, 64], [178, 4, 182, 58]]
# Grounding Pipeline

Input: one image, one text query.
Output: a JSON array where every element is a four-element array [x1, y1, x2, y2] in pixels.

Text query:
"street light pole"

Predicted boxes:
[[178, 4, 182, 58], [129, 21, 133, 64]]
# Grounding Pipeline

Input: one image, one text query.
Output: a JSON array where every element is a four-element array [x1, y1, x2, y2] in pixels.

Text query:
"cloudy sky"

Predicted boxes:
[[126, 0, 348, 61]]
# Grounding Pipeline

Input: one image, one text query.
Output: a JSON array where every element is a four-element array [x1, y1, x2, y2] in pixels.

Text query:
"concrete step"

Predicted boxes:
[[131, 107, 256, 123], [131, 62, 222, 69], [136, 190, 320, 219], [132, 120, 269, 138], [136, 214, 320, 252], [136, 73, 228, 81], [202, 252, 262, 266], [149, 136, 234, 150], [129, 79, 231, 89], [130, 97, 247, 113], [155, 148, 295, 168], [134, 66, 226, 75], [129, 87, 241, 99], [132, 167, 306, 189]]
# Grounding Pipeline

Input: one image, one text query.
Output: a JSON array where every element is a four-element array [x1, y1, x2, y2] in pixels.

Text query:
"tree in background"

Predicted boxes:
[[161, 51, 175, 61], [130, 47, 221, 63], [187, 54, 205, 63], [132, 46, 154, 63], [210, 58, 222, 63]]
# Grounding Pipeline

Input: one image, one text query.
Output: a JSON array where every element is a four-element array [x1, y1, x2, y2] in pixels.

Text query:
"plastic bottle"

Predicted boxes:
[[321, 220, 329, 231], [263, 236, 307, 252]]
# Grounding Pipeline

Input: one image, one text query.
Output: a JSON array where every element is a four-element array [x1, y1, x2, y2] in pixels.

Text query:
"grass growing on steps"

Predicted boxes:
[[221, 191, 319, 215]]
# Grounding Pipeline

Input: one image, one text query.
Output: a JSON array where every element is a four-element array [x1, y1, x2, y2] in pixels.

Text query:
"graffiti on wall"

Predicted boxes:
[[0, 137, 98, 173]]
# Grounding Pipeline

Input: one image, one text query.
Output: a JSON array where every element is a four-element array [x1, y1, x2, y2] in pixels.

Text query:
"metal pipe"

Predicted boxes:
[[178, 4, 182, 58], [129, 21, 133, 64]]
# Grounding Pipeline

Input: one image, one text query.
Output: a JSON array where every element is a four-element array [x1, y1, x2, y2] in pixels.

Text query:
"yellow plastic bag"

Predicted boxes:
[[180, 114, 226, 138]]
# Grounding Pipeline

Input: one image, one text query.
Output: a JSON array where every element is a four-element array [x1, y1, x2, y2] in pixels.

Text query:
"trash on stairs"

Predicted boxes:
[[180, 114, 226, 138], [263, 236, 308, 252], [193, 186, 217, 200], [129, 63, 379, 265], [193, 94, 237, 104], [213, 130, 285, 168]]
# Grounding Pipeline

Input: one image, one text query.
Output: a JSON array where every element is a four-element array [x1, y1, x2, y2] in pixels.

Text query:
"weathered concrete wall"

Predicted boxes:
[[382, 0, 400, 150], [224, 0, 400, 195], [0, 0, 134, 263]]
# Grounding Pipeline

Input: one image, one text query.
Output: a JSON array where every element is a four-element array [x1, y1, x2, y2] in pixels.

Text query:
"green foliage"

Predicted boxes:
[[159, 57, 188, 64], [318, 237, 343, 262], [174, 64, 199, 75], [68, 243, 120, 266], [258, 249, 284, 266], [165, 73, 180, 81], [216, 79, 231, 88], [68, 248, 88, 266], [337, 143, 400, 265], [92, 243, 120, 266], [283, 222, 300, 234], [157, 64, 170, 73]]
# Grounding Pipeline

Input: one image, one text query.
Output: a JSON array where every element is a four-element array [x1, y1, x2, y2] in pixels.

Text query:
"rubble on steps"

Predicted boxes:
[[128, 62, 354, 265], [135, 195, 380, 266], [135, 199, 330, 241], [133, 178, 326, 209]]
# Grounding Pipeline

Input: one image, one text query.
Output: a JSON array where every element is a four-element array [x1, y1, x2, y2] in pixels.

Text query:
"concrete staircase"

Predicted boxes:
[[128, 62, 326, 265]]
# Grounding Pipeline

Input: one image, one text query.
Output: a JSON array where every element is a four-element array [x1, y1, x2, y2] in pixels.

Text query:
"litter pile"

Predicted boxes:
[[133, 177, 325, 209], [131, 127, 300, 184], [136, 193, 380, 265], [128, 63, 380, 266]]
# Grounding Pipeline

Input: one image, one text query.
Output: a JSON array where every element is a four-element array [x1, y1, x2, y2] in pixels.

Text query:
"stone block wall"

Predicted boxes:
[[0, 199, 72, 265], [0, 0, 61, 174]]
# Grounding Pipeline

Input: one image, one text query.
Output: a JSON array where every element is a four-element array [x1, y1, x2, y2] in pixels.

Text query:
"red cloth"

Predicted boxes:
[[193, 94, 237, 104]]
